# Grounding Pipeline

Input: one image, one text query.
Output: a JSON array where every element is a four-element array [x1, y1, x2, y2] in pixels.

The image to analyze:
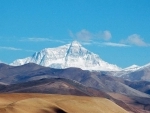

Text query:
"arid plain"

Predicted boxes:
[[0, 93, 128, 113]]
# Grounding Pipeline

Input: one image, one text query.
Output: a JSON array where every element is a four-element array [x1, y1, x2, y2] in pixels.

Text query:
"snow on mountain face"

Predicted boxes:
[[123, 65, 140, 71], [10, 41, 121, 71], [122, 63, 150, 72]]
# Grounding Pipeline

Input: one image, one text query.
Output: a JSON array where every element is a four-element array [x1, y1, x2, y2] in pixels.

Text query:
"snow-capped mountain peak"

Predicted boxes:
[[123, 63, 150, 72], [70, 40, 82, 47], [123, 64, 140, 71], [10, 41, 121, 71]]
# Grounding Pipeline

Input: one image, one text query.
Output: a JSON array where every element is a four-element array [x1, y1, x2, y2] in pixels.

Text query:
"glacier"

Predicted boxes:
[[10, 41, 121, 71]]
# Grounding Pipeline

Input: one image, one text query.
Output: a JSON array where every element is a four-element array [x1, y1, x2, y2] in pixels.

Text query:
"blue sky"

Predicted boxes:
[[0, 0, 150, 68]]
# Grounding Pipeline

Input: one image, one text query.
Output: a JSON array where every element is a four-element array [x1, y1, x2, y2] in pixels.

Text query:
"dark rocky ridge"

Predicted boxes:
[[0, 63, 149, 98]]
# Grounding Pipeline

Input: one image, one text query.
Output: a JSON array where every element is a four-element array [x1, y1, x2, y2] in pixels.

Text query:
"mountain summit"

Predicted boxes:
[[11, 41, 121, 71]]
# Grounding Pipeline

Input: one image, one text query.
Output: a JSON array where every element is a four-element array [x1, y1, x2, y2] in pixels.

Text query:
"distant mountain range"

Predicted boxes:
[[10, 41, 121, 71], [0, 41, 150, 112], [0, 63, 148, 97], [10, 41, 150, 72], [9, 40, 150, 81], [107, 63, 150, 81], [0, 63, 150, 112]]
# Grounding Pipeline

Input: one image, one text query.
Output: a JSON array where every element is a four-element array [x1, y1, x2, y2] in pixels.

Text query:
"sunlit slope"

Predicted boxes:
[[0, 93, 128, 113]]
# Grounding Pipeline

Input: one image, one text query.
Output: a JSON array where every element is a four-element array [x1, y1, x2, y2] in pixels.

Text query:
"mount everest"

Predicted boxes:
[[10, 41, 121, 71]]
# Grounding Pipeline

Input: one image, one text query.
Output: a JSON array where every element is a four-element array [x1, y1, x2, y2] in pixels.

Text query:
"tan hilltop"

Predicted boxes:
[[0, 93, 128, 113]]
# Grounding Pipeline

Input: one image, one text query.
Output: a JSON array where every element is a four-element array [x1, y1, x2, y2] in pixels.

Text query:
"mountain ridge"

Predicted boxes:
[[10, 41, 121, 71], [0, 63, 149, 112]]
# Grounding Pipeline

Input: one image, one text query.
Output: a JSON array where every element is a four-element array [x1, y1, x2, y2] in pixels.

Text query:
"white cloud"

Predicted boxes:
[[69, 29, 112, 41], [52, 40, 65, 43], [81, 42, 92, 45], [0, 46, 22, 51], [76, 29, 92, 41], [0, 46, 36, 52], [27, 38, 50, 42], [122, 34, 149, 46], [21, 38, 65, 43], [98, 30, 112, 41], [69, 29, 92, 41], [102, 42, 130, 47]]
